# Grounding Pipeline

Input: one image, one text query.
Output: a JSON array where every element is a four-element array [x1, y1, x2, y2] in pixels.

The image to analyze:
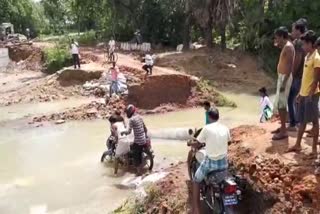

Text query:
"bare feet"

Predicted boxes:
[[286, 145, 302, 153], [271, 128, 281, 134]]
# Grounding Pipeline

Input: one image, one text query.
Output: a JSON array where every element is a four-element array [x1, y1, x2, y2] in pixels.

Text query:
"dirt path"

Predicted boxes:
[[155, 49, 275, 94], [80, 47, 183, 76]]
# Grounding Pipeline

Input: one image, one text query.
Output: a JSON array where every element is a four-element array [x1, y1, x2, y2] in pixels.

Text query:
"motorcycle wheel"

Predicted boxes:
[[142, 150, 154, 171], [100, 150, 113, 163], [204, 186, 223, 214]]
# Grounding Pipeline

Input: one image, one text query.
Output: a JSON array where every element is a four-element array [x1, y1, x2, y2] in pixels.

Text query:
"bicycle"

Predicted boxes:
[[104, 46, 118, 63]]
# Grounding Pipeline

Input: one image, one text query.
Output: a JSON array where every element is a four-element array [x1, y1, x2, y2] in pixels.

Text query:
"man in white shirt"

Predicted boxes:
[[192, 107, 230, 214], [142, 53, 154, 75], [70, 39, 80, 69]]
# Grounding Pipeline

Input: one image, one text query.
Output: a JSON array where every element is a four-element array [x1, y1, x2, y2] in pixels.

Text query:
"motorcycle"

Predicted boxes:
[[100, 135, 154, 172], [187, 128, 246, 214]]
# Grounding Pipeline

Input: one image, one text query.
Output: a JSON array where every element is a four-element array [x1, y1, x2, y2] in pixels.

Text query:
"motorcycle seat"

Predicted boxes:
[[206, 168, 229, 184]]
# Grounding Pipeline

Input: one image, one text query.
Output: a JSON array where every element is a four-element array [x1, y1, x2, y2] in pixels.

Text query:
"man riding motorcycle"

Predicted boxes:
[[190, 107, 231, 214], [121, 105, 148, 175]]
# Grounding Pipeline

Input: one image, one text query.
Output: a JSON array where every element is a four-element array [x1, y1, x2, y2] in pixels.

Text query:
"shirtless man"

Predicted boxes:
[[272, 26, 295, 140]]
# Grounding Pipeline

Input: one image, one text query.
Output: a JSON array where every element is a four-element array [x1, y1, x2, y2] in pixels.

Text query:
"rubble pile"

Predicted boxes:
[[30, 99, 182, 124], [31, 98, 126, 124], [229, 126, 320, 213]]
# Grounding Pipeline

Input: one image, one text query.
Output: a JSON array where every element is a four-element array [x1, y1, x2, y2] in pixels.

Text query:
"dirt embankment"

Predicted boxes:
[[115, 125, 320, 214], [29, 70, 233, 125], [7, 44, 44, 71], [155, 48, 274, 94]]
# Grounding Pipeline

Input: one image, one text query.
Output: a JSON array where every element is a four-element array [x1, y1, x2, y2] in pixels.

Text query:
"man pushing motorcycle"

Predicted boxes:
[[121, 104, 148, 175], [190, 107, 231, 214]]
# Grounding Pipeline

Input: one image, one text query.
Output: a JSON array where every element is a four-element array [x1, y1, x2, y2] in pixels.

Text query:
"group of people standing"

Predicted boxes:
[[269, 18, 320, 173]]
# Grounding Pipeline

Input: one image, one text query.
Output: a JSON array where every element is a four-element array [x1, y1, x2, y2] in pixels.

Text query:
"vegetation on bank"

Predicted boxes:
[[44, 44, 72, 73], [113, 185, 187, 214], [198, 80, 237, 108]]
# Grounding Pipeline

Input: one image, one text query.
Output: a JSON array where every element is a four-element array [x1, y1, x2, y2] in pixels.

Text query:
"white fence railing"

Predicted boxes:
[[0, 48, 9, 71], [120, 42, 151, 52]]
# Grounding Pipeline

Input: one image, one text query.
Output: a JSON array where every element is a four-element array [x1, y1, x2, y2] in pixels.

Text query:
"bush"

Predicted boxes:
[[77, 30, 97, 46], [44, 44, 72, 73]]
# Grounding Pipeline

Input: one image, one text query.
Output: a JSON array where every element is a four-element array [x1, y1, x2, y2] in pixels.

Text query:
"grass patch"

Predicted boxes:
[[44, 44, 72, 73], [197, 80, 237, 108], [113, 185, 161, 214], [77, 30, 97, 46], [113, 184, 188, 214]]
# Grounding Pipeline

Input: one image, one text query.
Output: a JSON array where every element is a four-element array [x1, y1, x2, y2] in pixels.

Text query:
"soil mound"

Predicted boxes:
[[7, 44, 44, 70], [57, 68, 103, 85], [128, 74, 196, 109], [229, 125, 320, 213], [155, 49, 274, 93]]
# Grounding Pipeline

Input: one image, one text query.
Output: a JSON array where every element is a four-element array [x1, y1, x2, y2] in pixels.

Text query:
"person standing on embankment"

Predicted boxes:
[[287, 30, 320, 159], [272, 26, 295, 141], [70, 39, 81, 69], [288, 19, 307, 131]]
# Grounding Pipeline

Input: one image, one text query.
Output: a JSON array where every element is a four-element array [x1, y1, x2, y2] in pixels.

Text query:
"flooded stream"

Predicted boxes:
[[0, 92, 264, 214]]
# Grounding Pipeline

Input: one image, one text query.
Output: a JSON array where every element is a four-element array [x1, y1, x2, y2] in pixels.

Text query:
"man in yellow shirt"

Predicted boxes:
[[288, 30, 320, 156]]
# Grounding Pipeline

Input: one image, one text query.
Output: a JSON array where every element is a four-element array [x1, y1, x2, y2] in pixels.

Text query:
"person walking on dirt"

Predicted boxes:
[[108, 37, 116, 62], [287, 30, 320, 158], [272, 27, 295, 140], [121, 105, 148, 175], [142, 53, 154, 75], [288, 19, 307, 131], [109, 62, 119, 97], [70, 39, 81, 69], [191, 107, 230, 214]]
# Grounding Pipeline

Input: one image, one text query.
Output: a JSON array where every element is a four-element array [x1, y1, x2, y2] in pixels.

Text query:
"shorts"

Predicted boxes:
[[194, 156, 228, 183], [274, 73, 293, 111], [297, 94, 320, 124]]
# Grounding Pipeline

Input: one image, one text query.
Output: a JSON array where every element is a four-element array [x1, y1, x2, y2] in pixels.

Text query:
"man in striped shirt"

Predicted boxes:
[[122, 105, 148, 175]]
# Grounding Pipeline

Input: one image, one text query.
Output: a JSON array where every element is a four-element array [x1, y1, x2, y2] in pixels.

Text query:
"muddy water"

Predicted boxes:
[[0, 98, 95, 123], [0, 93, 265, 214]]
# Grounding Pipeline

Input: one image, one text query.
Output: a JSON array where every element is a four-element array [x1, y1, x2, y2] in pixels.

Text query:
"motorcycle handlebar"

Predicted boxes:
[[187, 141, 206, 148]]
